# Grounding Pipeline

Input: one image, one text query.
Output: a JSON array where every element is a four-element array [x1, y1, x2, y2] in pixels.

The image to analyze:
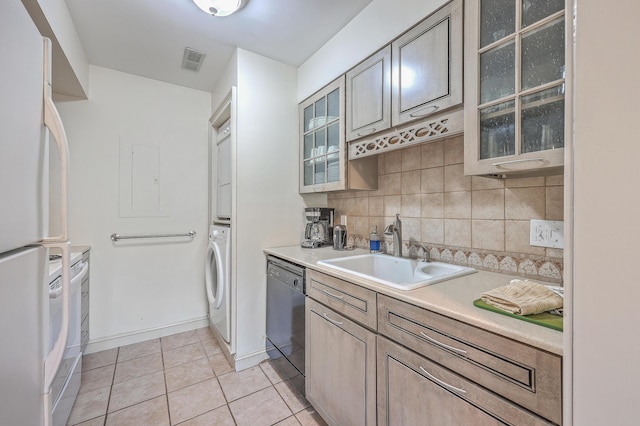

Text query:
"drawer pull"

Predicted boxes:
[[419, 366, 466, 394], [357, 128, 377, 136], [491, 157, 544, 167], [322, 312, 343, 326], [323, 289, 344, 300], [420, 331, 467, 355], [409, 105, 440, 118]]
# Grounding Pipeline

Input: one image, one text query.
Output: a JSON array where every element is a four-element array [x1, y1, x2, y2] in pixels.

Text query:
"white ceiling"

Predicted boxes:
[[65, 0, 373, 92]]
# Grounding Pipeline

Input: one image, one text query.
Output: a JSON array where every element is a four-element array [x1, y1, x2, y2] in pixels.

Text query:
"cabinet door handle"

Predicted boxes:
[[357, 128, 377, 136], [323, 289, 344, 300], [491, 157, 544, 167], [419, 366, 467, 394], [409, 105, 440, 118], [322, 312, 343, 326], [420, 331, 467, 355]]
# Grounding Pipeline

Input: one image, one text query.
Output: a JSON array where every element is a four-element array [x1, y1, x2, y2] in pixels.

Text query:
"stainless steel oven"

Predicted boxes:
[[266, 256, 306, 376]]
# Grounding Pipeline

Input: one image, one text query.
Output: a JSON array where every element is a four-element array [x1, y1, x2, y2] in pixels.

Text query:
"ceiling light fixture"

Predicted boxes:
[[192, 0, 245, 17]]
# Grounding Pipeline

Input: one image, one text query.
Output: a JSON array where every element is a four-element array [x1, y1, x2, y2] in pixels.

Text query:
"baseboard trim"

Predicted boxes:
[[234, 348, 270, 372], [84, 316, 209, 354], [205, 318, 269, 372]]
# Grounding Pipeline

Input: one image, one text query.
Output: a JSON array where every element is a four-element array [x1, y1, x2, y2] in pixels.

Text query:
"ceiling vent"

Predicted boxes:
[[182, 47, 206, 72]]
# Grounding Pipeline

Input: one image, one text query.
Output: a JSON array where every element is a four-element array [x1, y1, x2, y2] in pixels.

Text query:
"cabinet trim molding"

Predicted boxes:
[[348, 108, 463, 159]]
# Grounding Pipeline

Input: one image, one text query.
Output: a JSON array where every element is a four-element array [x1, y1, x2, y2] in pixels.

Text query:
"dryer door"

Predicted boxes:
[[205, 244, 224, 310]]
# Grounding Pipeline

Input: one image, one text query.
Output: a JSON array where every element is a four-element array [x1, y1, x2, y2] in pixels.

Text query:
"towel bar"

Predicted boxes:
[[110, 230, 196, 242]]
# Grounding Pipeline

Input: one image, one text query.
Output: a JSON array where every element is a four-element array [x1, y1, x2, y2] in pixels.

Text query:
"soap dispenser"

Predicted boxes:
[[369, 225, 381, 253]]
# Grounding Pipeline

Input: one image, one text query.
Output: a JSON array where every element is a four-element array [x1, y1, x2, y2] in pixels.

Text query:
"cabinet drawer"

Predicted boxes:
[[378, 336, 554, 426], [308, 269, 377, 330], [378, 294, 562, 424]]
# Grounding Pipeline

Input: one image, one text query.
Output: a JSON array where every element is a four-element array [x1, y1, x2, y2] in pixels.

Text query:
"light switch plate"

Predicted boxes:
[[530, 219, 564, 248]]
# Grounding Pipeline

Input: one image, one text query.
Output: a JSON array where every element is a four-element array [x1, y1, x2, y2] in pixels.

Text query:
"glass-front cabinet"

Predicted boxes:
[[299, 76, 377, 193], [464, 0, 567, 176]]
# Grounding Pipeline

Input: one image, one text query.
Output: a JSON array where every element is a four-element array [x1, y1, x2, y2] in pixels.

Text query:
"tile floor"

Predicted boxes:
[[67, 327, 327, 426]]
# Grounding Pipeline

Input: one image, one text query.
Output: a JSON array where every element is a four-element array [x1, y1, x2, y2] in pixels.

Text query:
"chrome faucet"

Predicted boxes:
[[408, 240, 431, 262], [384, 214, 403, 257]]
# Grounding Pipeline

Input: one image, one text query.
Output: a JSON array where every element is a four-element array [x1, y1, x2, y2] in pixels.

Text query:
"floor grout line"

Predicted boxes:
[[69, 327, 319, 426]]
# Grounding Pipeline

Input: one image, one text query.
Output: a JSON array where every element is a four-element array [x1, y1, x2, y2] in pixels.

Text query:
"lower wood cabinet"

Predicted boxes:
[[378, 294, 562, 424], [377, 336, 554, 426], [304, 270, 562, 426], [305, 297, 377, 426]]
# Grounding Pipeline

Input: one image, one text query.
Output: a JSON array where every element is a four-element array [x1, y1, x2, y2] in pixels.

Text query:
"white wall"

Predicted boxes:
[[571, 1, 640, 423], [23, 0, 89, 98], [230, 49, 307, 366], [211, 50, 238, 114], [57, 66, 211, 351], [209, 49, 328, 368], [297, 0, 447, 101]]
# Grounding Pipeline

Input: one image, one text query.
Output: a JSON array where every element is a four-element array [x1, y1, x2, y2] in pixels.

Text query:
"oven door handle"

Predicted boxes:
[[49, 262, 88, 299]]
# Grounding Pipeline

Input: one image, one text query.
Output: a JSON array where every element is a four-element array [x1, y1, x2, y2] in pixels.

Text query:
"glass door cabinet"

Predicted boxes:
[[299, 76, 377, 193], [300, 77, 345, 192], [464, 0, 566, 176]]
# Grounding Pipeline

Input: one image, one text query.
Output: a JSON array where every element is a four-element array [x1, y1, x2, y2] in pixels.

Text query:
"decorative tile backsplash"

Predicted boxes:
[[329, 135, 564, 284]]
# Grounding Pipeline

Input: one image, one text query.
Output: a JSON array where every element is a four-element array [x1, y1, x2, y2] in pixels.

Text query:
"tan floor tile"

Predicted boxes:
[[168, 378, 226, 425], [175, 405, 235, 426], [83, 348, 118, 371], [200, 337, 222, 357], [274, 377, 309, 414], [259, 360, 286, 385], [163, 342, 206, 369], [165, 358, 215, 393], [295, 407, 328, 426], [264, 357, 300, 382], [209, 353, 234, 376], [113, 352, 163, 384], [74, 415, 105, 426], [229, 386, 292, 426], [108, 371, 166, 413], [195, 326, 215, 342], [79, 364, 115, 394], [276, 416, 302, 426], [161, 330, 200, 351], [105, 395, 169, 425], [218, 365, 271, 402], [118, 339, 161, 363], [67, 386, 110, 425]]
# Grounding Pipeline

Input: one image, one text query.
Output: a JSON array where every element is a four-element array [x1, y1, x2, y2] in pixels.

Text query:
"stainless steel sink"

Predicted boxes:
[[317, 254, 476, 290]]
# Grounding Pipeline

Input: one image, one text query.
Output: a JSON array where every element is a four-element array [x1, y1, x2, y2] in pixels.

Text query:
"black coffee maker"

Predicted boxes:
[[301, 207, 335, 248]]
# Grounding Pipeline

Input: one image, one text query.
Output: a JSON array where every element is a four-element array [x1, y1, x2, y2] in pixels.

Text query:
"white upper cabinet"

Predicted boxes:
[[391, 0, 463, 126], [346, 46, 392, 142], [464, 0, 566, 177]]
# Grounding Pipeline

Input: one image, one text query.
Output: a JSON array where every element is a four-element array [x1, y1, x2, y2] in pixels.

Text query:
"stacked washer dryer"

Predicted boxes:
[[208, 98, 233, 353], [205, 224, 231, 344]]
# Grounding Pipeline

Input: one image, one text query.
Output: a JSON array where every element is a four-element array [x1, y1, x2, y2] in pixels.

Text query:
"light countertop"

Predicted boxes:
[[264, 245, 563, 356]]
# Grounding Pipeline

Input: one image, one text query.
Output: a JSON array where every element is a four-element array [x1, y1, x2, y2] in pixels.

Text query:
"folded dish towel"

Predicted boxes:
[[481, 279, 563, 316]]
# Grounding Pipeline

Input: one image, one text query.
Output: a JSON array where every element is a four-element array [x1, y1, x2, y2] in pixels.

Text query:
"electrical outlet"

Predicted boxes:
[[530, 219, 564, 248]]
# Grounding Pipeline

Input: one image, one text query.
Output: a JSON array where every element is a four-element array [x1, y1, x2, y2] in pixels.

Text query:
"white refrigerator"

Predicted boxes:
[[0, 2, 72, 425]]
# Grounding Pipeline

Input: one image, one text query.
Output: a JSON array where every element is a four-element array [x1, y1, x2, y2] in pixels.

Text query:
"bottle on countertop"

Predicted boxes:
[[369, 225, 381, 253], [333, 224, 347, 250]]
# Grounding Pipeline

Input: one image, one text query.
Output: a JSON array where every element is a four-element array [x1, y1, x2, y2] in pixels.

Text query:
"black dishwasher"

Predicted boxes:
[[266, 256, 306, 377]]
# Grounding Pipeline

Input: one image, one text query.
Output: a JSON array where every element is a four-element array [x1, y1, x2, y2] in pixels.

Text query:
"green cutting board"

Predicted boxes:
[[473, 299, 563, 332]]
